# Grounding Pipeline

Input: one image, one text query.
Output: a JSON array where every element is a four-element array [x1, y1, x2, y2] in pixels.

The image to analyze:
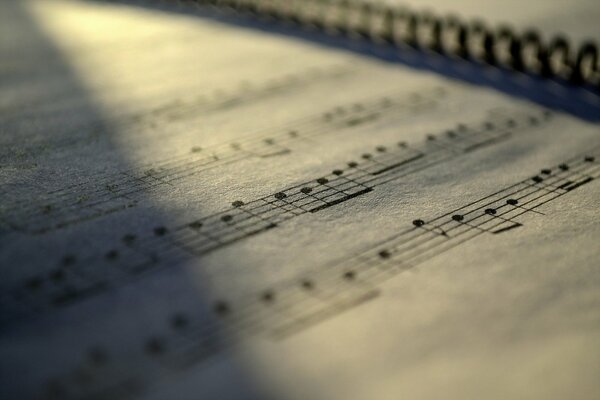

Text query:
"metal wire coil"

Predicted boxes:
[[169, 0, 599, 89]]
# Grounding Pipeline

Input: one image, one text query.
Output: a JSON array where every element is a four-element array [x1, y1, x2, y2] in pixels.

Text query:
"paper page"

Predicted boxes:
[[1, 1, 599, 400]]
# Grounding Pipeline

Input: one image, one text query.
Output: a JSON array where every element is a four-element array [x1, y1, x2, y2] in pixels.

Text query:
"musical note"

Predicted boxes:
[[1, 64, 354, 164], [32, 150, 598, 400], [0, 86, 447, 234], [0, 108, 554, 325]]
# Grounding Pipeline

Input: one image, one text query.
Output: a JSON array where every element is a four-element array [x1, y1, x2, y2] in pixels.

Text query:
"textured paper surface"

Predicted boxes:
[[1, 1, 599, 400]]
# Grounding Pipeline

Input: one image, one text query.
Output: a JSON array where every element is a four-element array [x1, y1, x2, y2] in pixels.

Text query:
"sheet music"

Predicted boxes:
[[1, 1, 599, 400]]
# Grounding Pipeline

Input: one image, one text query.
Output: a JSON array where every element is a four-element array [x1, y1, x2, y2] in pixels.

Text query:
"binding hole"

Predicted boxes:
[[521, 30, 549, 76], [466, 20, 489, 62], [443, 16, 469, 58], [417, 12, 442, 53], [547, 36, 573, 80], [495, 26, 522, 70], [573, 42, 599, 85]]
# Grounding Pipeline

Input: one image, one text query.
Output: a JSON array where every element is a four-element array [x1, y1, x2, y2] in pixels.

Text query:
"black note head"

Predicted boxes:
[[62, 254, 77, 266], [261, 291, 275, 302], [485, 208, 497, 215], [87, 347, 108, 366], [378, 250, 391, 259], [105, 250, 119, 261], [452, 214, 464, 222], [274, 192, 287, 200], [25, 277, 43, 291], [170, 313, 189, 329], [412, 219, 425, 227], [189, 221, 203, 229], [50, 269, 65, 282], [232, 200, 244, 207], [122, 234, 136, 245], [300, 187, 313, 194], [154, 226, 168, 236], [213, 301, 230, 316], [145, 337, 165, 354], [507, 199, 519, 205], [301, 279, 314, 290]]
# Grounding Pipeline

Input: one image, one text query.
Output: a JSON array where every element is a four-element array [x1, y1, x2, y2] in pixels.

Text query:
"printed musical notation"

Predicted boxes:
[[33, 150, 598, 400], [270, 151, 599, 336], [1, 86, 445, 234], [0, 108, 549, 325], [1, 64, 352, 162]]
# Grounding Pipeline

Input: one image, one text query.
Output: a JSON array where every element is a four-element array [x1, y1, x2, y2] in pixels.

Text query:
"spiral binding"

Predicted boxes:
[[162, 0, 599, 90]]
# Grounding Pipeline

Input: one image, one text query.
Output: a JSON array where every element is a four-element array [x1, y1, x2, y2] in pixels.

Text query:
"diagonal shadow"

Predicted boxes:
[[0, 2, 268, 399], [1, 2, 598, 400]]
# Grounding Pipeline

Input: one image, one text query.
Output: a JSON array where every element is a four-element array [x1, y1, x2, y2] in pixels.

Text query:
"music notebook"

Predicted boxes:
[[0, 1, 599, 399]]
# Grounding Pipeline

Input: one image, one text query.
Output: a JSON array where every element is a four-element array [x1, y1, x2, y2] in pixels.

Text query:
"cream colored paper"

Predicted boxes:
[[1, 1, 599, 400]]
